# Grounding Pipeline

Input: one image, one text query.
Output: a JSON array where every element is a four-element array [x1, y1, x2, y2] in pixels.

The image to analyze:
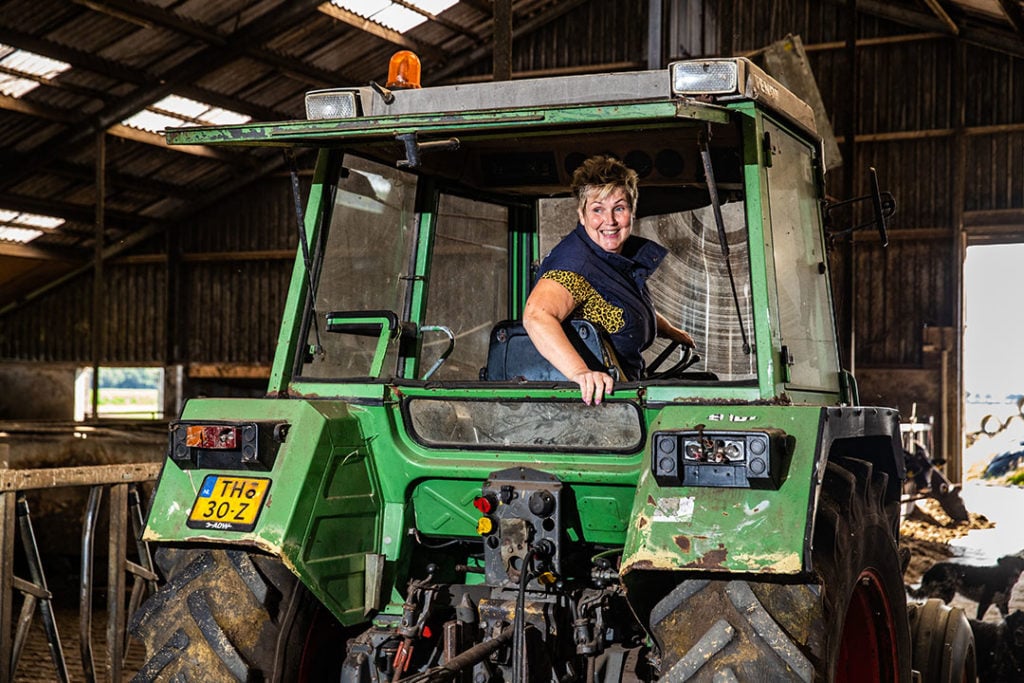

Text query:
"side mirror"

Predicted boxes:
[[824, 167, 896, 247]]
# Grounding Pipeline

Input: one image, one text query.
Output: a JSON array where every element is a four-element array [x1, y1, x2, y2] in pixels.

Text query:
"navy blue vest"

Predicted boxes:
[[537, 223, 666, 379]]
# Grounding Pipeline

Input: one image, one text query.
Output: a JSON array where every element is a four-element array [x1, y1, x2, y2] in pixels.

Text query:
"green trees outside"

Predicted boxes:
[[98, 367, 162, 389]]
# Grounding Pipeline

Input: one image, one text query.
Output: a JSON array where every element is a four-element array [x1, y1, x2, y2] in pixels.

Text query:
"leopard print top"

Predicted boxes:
[[540, 269, 625, 334]]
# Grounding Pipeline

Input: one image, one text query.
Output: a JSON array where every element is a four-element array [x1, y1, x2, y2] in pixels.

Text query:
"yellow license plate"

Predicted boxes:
[[187, 475, 270, 532]]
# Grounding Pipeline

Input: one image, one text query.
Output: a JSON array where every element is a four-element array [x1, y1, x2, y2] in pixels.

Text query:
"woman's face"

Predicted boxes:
[[578, 186, 633, 254]]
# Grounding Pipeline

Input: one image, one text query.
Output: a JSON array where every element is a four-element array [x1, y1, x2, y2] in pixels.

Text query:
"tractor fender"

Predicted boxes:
[[141, 397, 387, 626]]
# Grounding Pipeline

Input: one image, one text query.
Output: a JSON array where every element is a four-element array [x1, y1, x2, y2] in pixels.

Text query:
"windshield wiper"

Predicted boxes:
[[286, 149, 324, 359], [699, 123, 751, 355]]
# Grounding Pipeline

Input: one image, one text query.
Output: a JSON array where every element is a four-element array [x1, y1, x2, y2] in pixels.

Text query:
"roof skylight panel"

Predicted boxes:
[[122, 110, 183, 134], [0, 227, 44, 243], [0, 74, 39, 98], [11, 213, 64, 229], [201, 108, 250, 126], [329, 0, 458, 33], [0, 210, 65, 244], [120, 95, 251, 133], [3, 50, 71, 80], [0, 44, 71, 98], [372, 4, 427, 32]]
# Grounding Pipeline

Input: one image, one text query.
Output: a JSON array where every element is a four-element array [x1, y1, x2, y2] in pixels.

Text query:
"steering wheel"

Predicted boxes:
[[645, 341, 700, 380]]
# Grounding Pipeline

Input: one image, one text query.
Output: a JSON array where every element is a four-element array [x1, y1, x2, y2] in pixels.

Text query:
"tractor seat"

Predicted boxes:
[[481, 319, 622, 382]]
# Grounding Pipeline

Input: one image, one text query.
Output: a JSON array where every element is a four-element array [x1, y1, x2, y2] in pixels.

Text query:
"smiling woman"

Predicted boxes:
[[523, 155, 694, 404]]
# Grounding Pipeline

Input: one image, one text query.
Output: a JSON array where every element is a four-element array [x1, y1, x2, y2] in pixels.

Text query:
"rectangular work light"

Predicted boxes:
[[305, 88, 362, 120], [670, 59, 741, 95], [669, 57, 816, 135], [652, 429, 785, 488]]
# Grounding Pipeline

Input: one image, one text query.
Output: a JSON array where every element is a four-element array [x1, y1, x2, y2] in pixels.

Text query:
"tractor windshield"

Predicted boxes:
[[296, 129, 756, 386]]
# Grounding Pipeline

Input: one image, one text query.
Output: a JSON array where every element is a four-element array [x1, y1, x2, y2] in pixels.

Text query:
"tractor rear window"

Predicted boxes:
[[405, 399, 644, 452]]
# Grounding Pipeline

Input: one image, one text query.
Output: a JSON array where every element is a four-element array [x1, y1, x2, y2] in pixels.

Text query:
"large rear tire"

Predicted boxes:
[[129, 548, 344, 682], [648, 456, 912, 682]]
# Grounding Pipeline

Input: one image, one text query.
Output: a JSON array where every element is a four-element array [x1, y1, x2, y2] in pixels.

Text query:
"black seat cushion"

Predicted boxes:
[[482, 319, 621, 381]]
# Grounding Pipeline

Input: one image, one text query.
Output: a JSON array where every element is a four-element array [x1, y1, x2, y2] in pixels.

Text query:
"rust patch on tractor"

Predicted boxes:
[[628, 560, 656, 570], [637, 516, 648, 529], [686, 544, 728, 569], [647, 494, 656, 506], [674, 535, 691, 553]]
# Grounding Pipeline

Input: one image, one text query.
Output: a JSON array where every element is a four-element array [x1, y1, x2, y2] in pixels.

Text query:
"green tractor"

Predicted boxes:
[[131, 56, 975, 681]]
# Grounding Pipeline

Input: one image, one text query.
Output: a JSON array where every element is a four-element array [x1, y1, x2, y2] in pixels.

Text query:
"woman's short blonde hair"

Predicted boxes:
[[571, 155, 639, 215]]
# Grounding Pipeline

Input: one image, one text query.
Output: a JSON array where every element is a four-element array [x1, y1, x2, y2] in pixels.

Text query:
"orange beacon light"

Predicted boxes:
[[387, 50, 421, 89]]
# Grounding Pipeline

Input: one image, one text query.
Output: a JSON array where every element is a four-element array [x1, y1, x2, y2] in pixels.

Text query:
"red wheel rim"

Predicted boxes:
[[835, 569, 899, 682], [296, 604, 346, 682]]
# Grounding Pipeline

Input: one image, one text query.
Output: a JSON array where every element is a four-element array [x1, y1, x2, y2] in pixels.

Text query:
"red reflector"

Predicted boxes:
[[185, 425, 238, 449], [422, 625, 432, 639], [473, 496, 494, 514]]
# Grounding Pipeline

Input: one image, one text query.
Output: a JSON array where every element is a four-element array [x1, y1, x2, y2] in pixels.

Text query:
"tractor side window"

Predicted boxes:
[[298, 156, 418, 380], [423, 194, 509, 380], [765, 121, 841, 392]]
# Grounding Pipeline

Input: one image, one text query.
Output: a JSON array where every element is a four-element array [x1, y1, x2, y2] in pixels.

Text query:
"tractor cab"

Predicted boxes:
[[210, 57, 848, 412]]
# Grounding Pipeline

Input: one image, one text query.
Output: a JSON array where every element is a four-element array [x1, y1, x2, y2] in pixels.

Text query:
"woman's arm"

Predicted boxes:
[[656, 312, 695, 348], [523, 278, 615, 405]]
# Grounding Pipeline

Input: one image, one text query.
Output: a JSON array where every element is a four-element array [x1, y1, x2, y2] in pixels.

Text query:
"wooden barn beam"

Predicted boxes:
[[493, 0, 512, 81], [0, 192, 142, 230], [948, 38, 967, 483], [921, 0, 960, 35], [0, 27, 291, 122], [0, 0, 325, 195], [853, 0, 1024, 58], [317, 3, 446, 62], [996, 0, 1024, 37], [0, 94, 71, 122], [70, 0, 353, 89], [0, 149, 303, 318], [430, 0, 591, 84], [0, 242, 79, 260], [105, 125, 244, 162]]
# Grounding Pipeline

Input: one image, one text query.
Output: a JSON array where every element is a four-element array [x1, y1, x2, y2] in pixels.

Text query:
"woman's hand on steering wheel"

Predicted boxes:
[[646, 339, 699, 380]]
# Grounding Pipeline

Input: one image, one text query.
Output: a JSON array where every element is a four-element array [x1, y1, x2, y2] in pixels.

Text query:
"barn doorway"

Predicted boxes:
[[962, 243, 1024, 483]]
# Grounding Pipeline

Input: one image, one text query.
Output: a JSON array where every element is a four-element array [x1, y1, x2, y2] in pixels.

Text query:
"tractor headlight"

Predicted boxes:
[[652, 429, 785, 488], [668, 57, 816, 134], [304, 88, 362, 120], [670, 59, 741, 95]]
